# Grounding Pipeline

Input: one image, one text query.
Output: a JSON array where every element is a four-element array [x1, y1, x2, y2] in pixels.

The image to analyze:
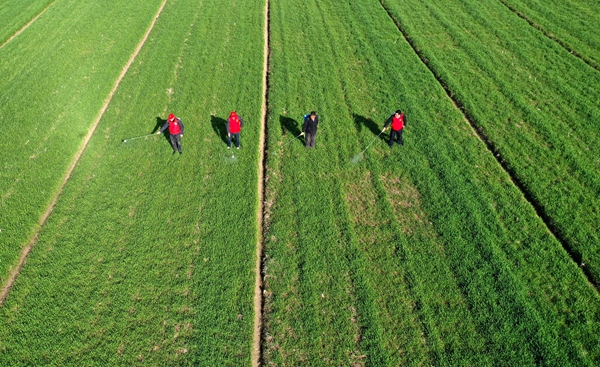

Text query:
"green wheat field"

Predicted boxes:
[[1, 0, 599, 365]]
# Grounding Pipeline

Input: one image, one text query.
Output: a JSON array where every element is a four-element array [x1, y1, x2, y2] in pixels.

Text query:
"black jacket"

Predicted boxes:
[[302, 115, 319, 135]]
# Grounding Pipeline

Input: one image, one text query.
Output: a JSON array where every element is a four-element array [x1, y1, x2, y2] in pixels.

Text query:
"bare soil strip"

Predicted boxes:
[[0, 0, 170, 307], [497, 0, 599, 72], [252, 0, 270, 365], [377, 0, 599, 291], [0, 0, 57, 50]]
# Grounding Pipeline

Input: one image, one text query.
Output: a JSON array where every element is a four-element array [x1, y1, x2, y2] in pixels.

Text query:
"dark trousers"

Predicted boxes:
[[170, 134, 182, 152], [228, 133, 240, 148], [389, 129, 403, 146], [305, 132, 316, 148]]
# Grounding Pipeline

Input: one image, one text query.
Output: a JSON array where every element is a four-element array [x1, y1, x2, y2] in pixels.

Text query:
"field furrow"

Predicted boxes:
[[264, 0, 600, 364], [0, 0, 55, 47], [0, 0, 170, 307], [380, 0, 600, 284], [0, 0, 265, 364], [2, 0, 600, 364], [497, 0, 600, 70], [252, 0, 269, 364], [0, 0, 167, 286]]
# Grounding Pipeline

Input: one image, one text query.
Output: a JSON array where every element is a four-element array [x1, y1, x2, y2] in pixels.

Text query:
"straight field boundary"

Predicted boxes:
[[253, 0, 270, 364], [496, 0, 599, 72], [0, 0, 170, 307], [377, 0, 598, 292], [0, 0, 57, 50]]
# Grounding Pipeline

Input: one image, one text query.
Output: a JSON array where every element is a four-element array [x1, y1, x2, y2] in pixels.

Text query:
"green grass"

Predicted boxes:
[[0, 0, 54, 45], [380, 0, 600, 283], [2, 0, 600, 365], [498, 0, 600, 68], [263, 0, 600, 365], [0, 0, 264, 365], [0, 0, 166, 285]]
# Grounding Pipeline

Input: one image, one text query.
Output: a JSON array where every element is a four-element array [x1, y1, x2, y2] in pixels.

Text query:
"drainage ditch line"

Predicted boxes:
[[377, 0, 598, 292], [496, 0, 599, 72], [252, 0, 270, 365]]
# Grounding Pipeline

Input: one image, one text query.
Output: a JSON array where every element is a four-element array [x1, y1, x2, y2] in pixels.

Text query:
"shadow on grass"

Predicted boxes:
[[280, 115, 305, 146], [353, 114, 384, 140], [154, 116, 171, 143], [211, 115, 228, 145], [280, 115, 302, 136]]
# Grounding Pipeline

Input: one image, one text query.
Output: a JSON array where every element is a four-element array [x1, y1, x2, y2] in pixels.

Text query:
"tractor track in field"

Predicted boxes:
[[0, 0, 57, 50], [0, 0, 170, 307], [496, 0, 599, 72], [253, 0, 270, 365], [377, 0, 599, 292]]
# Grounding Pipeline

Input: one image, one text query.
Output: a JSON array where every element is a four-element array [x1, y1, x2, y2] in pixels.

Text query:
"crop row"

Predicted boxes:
[[262, 0, 600, 365], [498, 0, 600, 69], [0, 0, 264, 364], [380, 0, 600, 283], [0, 0, 167, 285], [1, 0, 599, 365]]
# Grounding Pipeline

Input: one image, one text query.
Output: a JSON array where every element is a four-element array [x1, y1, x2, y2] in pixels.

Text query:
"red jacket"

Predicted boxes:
[[228, 112, 244, 134], [159, 116, 184, 135], [169, 119, 182, 134], [384, 113, 406, 131], [391, 114, 404, 130]]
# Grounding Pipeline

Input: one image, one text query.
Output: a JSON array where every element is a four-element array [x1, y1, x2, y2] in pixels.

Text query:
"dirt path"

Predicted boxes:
[[0, 0, 170, 307], [0, 0, 57, 50], [252, 0, 270, 365]]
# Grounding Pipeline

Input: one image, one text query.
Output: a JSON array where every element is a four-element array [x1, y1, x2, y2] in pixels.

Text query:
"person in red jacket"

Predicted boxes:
[[157, 113, 184, 154], [227, 111, 244, 149], [382, 110, 406, 147]]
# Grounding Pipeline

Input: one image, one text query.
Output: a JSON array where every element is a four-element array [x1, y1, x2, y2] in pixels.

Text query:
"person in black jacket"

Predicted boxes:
[[382, 110, 406, 147], [301, 111, 319, 149]]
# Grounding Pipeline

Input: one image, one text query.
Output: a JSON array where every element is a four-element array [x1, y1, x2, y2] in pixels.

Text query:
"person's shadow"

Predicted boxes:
[[154, 116, 170, 143], [280, 115, 303, 145], [353, 114, 385, 140], [211, 115, 228, 145]]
